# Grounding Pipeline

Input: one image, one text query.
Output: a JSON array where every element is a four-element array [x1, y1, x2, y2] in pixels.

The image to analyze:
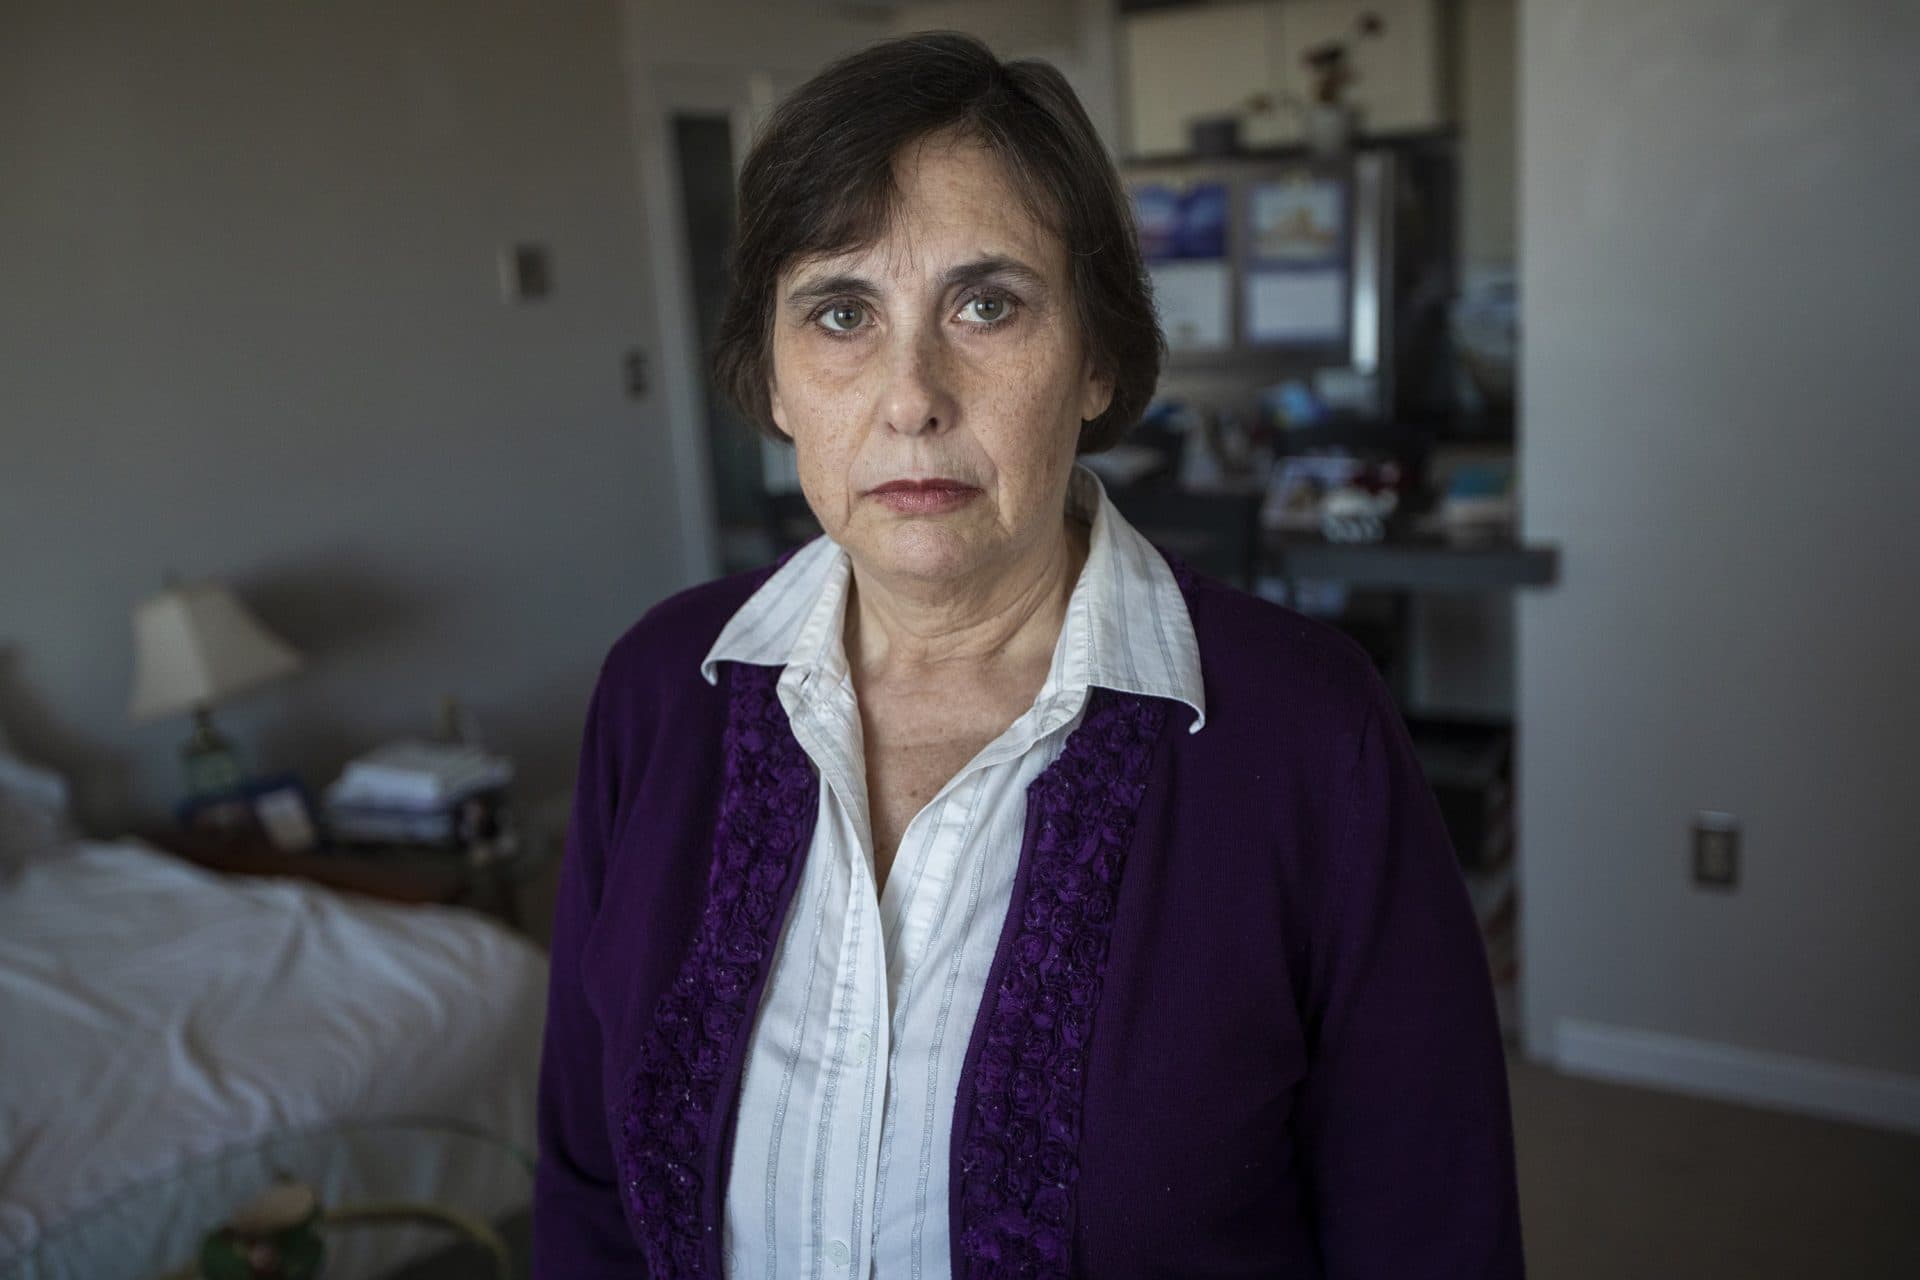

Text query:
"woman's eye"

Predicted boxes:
[[960, 294, 1010, 325], [818, 302, 866, 333]]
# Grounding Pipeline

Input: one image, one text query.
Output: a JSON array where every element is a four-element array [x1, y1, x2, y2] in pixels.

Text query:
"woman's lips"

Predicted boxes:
[[866, 479, 980, 515]]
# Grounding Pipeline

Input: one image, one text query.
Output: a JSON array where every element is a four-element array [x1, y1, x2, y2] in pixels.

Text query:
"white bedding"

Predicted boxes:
[[0, 838, 549, 1265]]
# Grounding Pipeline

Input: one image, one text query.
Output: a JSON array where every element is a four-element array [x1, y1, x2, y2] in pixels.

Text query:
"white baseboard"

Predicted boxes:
[[1551, 1018, 1920, 1136]]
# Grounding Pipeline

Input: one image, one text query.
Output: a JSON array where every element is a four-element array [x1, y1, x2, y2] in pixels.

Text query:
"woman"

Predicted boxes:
[[535, 32, 1523, 1280]]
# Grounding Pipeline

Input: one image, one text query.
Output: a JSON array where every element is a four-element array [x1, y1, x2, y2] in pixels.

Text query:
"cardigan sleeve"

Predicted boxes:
[[1293, 673, 1527, 1278], [532, 671, 653, 1277]]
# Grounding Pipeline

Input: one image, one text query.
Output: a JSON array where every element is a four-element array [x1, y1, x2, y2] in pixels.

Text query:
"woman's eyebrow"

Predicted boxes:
[[940, 255, 1048, 295], [783, 257, 1050, 311], [785, 273, 879, 307]]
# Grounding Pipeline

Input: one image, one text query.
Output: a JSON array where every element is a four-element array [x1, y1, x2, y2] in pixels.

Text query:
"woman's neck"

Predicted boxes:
[[844, 516, 1090, 686]]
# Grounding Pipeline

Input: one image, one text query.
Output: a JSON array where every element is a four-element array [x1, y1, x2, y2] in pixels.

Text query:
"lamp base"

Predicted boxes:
[[183, 707, 245, 799]]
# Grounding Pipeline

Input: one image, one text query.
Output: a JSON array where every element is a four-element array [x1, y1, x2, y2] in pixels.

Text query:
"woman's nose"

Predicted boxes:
[[878, 326, 958, 437]]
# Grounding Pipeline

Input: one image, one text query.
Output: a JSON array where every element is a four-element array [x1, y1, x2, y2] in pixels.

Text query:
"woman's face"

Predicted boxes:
[[768, 134, 1112, 591]]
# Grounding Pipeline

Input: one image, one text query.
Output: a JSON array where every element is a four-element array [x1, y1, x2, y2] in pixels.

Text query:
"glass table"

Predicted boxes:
[[2, 1121, 533, 1280]]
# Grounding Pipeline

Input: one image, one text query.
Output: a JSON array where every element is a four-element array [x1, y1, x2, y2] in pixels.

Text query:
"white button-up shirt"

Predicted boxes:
[[699, 464, 1205, 1279]]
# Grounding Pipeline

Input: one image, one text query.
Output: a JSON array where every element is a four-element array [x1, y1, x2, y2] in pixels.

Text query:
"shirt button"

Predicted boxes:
[[825, 1239, 850, 1267], [851, 1032, 872, 1066]]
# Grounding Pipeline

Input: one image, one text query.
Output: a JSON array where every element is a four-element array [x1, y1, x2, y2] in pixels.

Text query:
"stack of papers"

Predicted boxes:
[[327, 740, 512, 810], [323, 740, 513, 846]]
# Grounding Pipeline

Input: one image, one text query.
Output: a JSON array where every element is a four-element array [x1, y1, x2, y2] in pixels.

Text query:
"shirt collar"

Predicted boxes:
[[700, 464, 1206, 733]]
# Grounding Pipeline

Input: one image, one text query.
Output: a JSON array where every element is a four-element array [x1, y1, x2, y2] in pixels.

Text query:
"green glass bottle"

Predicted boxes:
[[183, 707, 245, 798]]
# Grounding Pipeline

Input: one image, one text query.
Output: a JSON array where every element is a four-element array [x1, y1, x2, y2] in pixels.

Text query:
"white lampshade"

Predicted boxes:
[[128, 581, 305, 723]]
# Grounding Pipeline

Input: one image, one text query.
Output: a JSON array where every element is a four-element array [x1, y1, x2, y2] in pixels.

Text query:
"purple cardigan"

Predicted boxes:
[[533, 550, 1525, 1278]]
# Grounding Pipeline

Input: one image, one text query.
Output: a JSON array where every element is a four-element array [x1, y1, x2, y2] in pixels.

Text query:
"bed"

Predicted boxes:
[[0, 739, 549, 1274]]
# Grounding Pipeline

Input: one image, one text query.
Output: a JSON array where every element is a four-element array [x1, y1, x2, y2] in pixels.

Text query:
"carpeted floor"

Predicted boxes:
[[1509, 1052, 1920, 1278]]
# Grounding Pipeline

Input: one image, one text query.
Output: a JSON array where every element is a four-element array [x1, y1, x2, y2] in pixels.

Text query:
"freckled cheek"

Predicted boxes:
[[786, 369, 875, 529], [959, 358, 1078, 466]]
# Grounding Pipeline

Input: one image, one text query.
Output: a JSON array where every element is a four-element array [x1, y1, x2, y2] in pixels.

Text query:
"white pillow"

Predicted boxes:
[[0, 735, 76, 873]]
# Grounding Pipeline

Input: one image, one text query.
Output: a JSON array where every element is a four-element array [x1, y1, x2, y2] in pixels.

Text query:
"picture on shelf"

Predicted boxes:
[[1248, 175, 1344, 265], [176, 772, 322, 854]]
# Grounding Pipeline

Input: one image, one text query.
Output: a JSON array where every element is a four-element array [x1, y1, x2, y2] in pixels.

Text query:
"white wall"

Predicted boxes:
[[1455, 0, 1517, 271], [0, 1, 680, 831], [1518, 0, 1920, 1122]]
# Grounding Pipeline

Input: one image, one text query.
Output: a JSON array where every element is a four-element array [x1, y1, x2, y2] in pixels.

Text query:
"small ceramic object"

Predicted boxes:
[[198, 1182, 324, 1280]]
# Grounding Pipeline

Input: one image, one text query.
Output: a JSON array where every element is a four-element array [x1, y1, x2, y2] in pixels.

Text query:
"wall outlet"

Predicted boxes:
[[1692, 812, 1740, 890]]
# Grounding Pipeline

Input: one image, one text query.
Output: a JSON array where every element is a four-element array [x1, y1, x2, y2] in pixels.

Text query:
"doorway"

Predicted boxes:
[[642, 69, 811, 581], [668, 113, 775, 573]]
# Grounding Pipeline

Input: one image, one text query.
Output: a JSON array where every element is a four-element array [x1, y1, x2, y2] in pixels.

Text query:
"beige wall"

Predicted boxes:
[[1518, 0, 1920, 1107], [888, 0, 1121, 149], [1, 1, 680, 832], [1456, 0, 1517, 268]]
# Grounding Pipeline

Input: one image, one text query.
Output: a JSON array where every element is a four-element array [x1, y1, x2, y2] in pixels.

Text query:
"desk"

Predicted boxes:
[[142, 828, 537, 930], [1105, 480, 1560, 594], [1258, 532, 1558, 705], [1262, 532, 1559, 592]]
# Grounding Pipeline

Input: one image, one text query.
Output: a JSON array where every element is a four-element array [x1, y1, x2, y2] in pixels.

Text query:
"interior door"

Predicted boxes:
[[634, 68, 805, 577]]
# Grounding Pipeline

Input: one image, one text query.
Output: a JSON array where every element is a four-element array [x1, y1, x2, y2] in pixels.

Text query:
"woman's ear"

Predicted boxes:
[[1080, 363, 1115, 426], [768, 379, 793, 442]]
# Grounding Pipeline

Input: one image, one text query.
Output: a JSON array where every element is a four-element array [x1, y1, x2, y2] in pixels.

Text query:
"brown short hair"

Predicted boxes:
[[713, 31, 1164, 453]]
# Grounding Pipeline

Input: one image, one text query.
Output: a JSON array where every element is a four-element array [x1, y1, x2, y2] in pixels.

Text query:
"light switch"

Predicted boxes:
[[1692, 811, 1740, 890], [500, 243, 552, 302]]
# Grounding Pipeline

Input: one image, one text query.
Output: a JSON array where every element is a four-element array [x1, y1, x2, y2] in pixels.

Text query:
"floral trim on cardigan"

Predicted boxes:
[[616, 662, 815, 1275], [951, 684, 1171, 1276]]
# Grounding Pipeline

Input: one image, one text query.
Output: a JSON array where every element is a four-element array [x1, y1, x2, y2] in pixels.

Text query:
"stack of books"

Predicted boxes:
[[323, 740, 514, 848]]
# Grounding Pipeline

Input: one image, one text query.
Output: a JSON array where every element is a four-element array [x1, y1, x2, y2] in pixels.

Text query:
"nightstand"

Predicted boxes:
[[141, 827, 541, 931]]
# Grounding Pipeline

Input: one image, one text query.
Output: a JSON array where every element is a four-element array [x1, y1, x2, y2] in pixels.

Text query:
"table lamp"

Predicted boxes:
[[128, 579, 305, 798]]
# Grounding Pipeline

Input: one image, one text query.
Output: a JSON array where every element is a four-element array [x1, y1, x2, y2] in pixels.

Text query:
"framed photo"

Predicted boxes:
[[177, 771, 322, 853], [1247, 175, 1346, 266], [1130, 180, 1230, 263]]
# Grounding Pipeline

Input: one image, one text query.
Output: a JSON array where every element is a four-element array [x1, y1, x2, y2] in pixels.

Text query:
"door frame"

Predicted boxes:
[[622, 63, 803, 585]]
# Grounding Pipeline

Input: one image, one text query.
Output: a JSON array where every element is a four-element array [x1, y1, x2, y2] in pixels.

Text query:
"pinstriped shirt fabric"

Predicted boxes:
[[698, 465, 1205, 1280]]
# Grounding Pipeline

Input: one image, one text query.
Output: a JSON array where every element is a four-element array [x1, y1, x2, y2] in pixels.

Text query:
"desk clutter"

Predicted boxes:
[[1077, 396, 1548, 623], [1085, 397, 1518, 547], [323, 739, 517, 860]]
